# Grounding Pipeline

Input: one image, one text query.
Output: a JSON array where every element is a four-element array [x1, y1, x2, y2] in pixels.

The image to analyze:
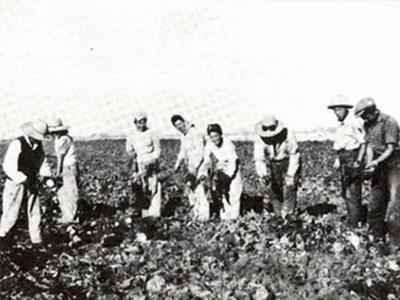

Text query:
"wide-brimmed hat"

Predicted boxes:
[[255, 115, 285, 138], [21, 120, 48, 141], [327, 95, 353, 109], [354, 97, 376, 117], [48, 118, 70, 132]]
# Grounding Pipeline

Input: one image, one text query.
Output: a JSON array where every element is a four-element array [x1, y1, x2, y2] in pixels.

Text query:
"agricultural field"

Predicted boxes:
[[0, 139, 399, 299]]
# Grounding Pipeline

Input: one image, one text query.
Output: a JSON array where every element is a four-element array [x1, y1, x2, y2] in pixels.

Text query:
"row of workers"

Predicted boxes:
[[0, 96, 399, 252], [128, 97, 400, 251]]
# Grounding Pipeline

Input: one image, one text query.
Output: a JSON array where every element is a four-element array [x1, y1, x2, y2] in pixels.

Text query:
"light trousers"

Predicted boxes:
[[220, 170, 243, 220], [0, 180, 42, 243], [58, 164, 79, 224], [188, 183, 210, 220], [141, 173, 162, 218]]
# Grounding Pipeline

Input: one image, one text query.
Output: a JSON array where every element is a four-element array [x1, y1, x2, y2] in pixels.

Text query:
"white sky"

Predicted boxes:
[[1, 0, 400, 138]]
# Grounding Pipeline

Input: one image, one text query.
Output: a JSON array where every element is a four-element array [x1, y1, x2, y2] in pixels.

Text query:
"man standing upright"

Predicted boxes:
[[0, 120, 52, 249], [171, 115, 208, 219], [355, 97, 400, 251], [48, 118, 79, 225], [327, 95, 367, 227]]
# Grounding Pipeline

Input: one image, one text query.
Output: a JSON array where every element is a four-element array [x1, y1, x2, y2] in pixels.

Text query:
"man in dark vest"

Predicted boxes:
[[0, 120, 53, 249], [355, 98, 400, 252]]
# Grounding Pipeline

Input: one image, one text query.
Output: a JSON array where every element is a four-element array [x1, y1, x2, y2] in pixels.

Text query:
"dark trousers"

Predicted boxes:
[[368, 154, 400, 246], [338, 150, 364, 227], [265, 158, 300, 215]]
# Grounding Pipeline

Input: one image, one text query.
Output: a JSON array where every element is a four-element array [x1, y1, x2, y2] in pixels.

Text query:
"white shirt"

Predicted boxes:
[[55, 135, 76, 167], [254, 129, 300, 177], [175, 125, 205, 173], [2, 137, 52, 184], [201, 138, 239, 178], [126, 128, 160, 166], [333, 115, 365, 151]]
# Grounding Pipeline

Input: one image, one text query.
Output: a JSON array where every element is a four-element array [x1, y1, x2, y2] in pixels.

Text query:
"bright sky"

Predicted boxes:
[[1, 0, 400, 139]]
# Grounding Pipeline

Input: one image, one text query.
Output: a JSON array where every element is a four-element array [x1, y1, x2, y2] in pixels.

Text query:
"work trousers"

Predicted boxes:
[[218, 170, 243, 220], [188, 182, 210, 221], [0, 179, 42, 243], [368, 154, 400, 247], [265, 158, 300, 216], [58, 163, 79, 224], [338, 149, 364, 226]]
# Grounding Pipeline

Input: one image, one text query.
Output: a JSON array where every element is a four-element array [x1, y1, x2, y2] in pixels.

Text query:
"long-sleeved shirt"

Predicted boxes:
[[201, 138, 239, 178], [126, 128, 161, 167], [175, 125, 205, 174], [333, 115, 365, 151], [2, 137, 52, 184], [55, 135, 76, 167], [254, 129, 300, 177]]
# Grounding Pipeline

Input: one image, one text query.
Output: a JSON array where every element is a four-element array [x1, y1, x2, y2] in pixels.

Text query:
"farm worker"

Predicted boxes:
[[327, 95, 367, 227], [254, 115, 301, 218], [171, 115, 209, 220], [355, 97, 400, 250], [0, 120, 53, 249], [199, 123, 243, 220], [172, 115, 205, 178], [126, 112, 162, 218], [48, 118, 79, 225]]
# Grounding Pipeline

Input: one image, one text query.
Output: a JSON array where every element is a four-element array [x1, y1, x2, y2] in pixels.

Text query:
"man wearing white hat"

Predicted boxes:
[[126, 112, 162, 218], [254, 115, 301, 217], [48, 118, 79, 225], [0, 120, 52, 248], [354, 97, 400, 250], [327, 95, 367, 227]]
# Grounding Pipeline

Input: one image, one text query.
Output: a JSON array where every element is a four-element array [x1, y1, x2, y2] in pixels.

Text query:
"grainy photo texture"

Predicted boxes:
[[0, 1, 400, 299]]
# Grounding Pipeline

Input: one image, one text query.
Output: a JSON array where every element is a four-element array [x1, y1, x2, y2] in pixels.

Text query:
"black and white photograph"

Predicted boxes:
[[0, 0, 400, 299]]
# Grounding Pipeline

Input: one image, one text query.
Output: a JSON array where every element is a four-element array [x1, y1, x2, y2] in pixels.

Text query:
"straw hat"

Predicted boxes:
[[48, 118, 70, 132], [255, 115, 285, 138], [21, 120, 48, 141], [327, 95, 353, 109]]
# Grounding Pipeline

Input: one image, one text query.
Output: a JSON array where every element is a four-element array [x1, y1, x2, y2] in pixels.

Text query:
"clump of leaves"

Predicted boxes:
[[0, 140, 398, 299]]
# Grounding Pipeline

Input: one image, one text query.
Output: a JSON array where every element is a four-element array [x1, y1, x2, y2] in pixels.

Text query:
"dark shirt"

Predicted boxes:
[[364, 111, 400, 155]]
